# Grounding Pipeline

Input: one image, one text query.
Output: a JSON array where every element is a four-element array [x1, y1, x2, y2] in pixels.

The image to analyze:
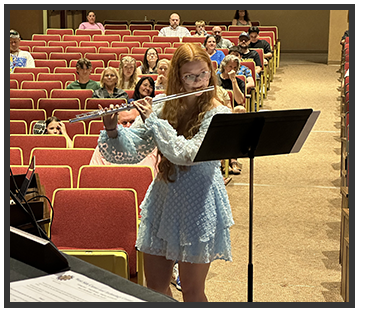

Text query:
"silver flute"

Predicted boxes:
[[69, 85, 215, 123]]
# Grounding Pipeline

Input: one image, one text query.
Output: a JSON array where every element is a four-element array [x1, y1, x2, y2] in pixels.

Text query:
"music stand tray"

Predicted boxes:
[[194, 109, 320, 302]]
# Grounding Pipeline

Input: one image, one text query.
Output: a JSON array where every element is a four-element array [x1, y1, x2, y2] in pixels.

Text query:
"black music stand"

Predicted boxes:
[[194, 109, 320, 302]]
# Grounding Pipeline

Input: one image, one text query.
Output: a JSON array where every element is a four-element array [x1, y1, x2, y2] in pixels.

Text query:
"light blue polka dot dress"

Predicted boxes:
[[98, 98, 234, 264]]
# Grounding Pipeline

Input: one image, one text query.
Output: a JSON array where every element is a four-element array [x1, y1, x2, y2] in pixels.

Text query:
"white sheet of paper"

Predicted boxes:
[[10, 270, 146, 302]]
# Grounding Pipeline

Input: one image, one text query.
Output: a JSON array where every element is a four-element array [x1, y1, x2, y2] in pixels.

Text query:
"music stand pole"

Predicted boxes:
[[193, 109, 320, 303]]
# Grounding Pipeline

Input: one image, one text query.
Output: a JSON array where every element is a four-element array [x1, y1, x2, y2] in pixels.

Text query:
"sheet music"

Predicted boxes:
[[10, 270, 146, 302]]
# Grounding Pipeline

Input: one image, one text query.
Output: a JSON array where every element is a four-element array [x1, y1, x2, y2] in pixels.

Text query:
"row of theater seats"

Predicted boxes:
[[10, 24, 278, 283], [11, 162, 155, 284], [339, 35, 349, 302]]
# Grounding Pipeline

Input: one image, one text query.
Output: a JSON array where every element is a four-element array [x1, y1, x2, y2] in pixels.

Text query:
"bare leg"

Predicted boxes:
[[178, 261, 211, 302], [143, 253, 175, 297]]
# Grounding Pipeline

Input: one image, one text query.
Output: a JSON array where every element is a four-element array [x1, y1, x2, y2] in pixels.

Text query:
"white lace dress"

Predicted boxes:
[[98, 99, 235, 263]]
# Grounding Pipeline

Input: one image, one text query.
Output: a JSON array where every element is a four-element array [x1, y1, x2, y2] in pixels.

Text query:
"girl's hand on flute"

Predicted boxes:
[[98, 104, 118, 138], [133, 97, 153, 123]]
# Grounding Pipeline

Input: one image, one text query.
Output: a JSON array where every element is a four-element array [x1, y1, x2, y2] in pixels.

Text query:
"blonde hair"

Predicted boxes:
[[195, 20, 206, 27], [117, 56, 138, 89], [158, 43, 217, 182], [100, 67, 119, 88]]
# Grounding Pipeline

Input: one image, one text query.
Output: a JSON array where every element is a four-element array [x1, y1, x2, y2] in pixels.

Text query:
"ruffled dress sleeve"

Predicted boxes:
[[98, 99, 231, 165], [144, 105, 231, 166]]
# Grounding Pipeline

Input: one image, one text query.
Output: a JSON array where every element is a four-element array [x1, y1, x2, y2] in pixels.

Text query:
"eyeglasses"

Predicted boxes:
[[182, 70, 211, 84], [147, 52, 157, 56], [10, 31, 19, 36], [104, 74, 116, 78]]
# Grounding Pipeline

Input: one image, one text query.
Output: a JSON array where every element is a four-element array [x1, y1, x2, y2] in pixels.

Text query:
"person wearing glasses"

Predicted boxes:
[[204, 34, 225, 68], [92, 67, 128, 99], [10, 29, 35, 73], [98, 43, 234, 302], [137, 48, 159, 76]]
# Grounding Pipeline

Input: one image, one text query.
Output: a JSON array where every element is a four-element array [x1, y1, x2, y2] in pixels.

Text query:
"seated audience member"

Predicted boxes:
[[217, 54, 246, 112], [78, 11, 105, 32], [155, 59, 170, 90], [128, 76, 155, 102], [248, 26, 272, 64], [117, 56, 139, 90], [44, 116, 73, 148], [212, 26, 233, 49], [66, 57, 100, 90], [10, 29, 35, 73], [204, 34, 225, 67], [193, 20, 207, 37], [232, 10, 252, 26], [92, 67, 128, 99], [89, 108, 159, 176], [158, 13, 191, 37], [238, 32, 262, 76], [136, 48, 159, 76], [217, 55, 246, 176], [216, 46, 255, 91]]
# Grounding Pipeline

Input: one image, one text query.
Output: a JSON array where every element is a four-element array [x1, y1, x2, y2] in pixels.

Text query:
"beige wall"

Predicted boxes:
[[10, 9, 349, 61], [328, 10, 349, 64]]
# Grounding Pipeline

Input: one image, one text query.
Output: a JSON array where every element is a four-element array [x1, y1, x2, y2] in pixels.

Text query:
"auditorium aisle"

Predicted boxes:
[[171, 53, 344, 302]]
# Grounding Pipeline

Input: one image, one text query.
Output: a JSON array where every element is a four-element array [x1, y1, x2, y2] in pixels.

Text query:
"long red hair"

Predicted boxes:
[[157, 43, 217, 182]]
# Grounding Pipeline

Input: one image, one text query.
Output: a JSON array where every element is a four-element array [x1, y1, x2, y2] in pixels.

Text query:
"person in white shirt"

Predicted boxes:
[[158, 13, 191, 38], [10, 29, 35, 73]]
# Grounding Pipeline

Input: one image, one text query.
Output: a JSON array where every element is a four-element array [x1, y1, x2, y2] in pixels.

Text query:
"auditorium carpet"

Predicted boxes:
[[170, 53, 345, 303]]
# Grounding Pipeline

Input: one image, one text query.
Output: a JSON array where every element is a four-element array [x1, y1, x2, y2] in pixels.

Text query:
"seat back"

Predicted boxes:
[[37, 73, 76, 88], [85, 98, 127, 110], [85, 53, 117, 67], [152, 35, 180, 44], [10, 135, 68, 165], [72, 134, 99, 149], [19, 40, 46, 50], [122, 35, 151, 45], [21, 80, 63, 96], [10, 79, 18, 89], [33, 46, 64, 54], [104, 29, 131, 38], [32, 34, 61, 43], [88, 120, 104, 134], [10, 73, 34, 86], [50, 188, 139, 275], [65, 46, 97, 56], [11, 165, 73, 212], [49, 52, 82, 67], [79, 41, 109, 50], [129, 24, 153, 32], [13, 66, 50, 78], [30, 148, 95, 187], [37, 98, 80, 118], [50, 89, 94, 109], [62, 34, 92, 44], [10, 98, 34, 110], [46, 28, 74, 37], [10, 147, 24, 165], [77, 165, 154, 217], [10, 109, 46, 133], [92, 34, 121, 44], [10, 88, 47, 106], [34, 59, 67, 73], [48, 40, 78, 51], [10, 120, 28, 135], [75, 29, 103, 37]]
